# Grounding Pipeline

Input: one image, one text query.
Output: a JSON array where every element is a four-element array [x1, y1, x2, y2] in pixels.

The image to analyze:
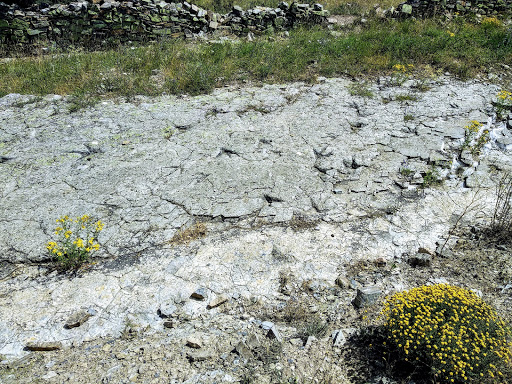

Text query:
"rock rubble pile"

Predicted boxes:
[[393, 0, 512, 18]]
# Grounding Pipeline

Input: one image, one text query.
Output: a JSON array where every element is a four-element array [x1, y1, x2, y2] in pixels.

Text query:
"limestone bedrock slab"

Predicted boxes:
[[0, 77, 510, 359]]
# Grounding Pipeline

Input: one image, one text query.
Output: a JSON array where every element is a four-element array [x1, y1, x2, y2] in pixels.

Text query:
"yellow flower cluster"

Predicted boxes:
[[382, 284, 511, 383], [482, 17, 502, 27], [497, 90, 512, 103], [447, 30, 455, 37], [392, 64, 414, 73], [463, 120, 489, 156], [465, 120, 482, 133], [495, 90, 512, 120], [47, 215, 104, 269]]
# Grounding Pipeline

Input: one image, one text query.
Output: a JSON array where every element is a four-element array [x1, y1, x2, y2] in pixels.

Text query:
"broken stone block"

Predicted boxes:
[[207, 294, 228, 309], [26, 342, 62, 351], [353, 286, 382, 308]]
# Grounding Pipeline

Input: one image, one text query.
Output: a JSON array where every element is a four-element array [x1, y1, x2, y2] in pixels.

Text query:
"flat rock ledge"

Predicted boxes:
[[1, 76, 512, 382]]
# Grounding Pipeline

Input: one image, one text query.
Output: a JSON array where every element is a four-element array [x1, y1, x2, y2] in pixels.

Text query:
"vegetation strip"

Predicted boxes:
[[1, 18, 511, 100]]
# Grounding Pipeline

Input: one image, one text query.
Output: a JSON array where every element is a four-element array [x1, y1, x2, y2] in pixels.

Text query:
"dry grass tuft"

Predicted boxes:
[[170, 222, 207, 244]]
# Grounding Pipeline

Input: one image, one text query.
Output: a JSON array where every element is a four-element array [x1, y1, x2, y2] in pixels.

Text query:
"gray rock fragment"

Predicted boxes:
[[186, 349, 212, 362], [234, 341, 253, 360], [261, 321, 274, 330], [353, 286, 382, 308], [158, 303, 177, 318], [246, 333, 262, 349], [332, 330, 346, 346], [266, 326, 282, 343], [64, 308, 95, 329]]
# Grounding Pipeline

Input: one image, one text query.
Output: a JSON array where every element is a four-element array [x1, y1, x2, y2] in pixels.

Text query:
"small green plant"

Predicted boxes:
[[422, 167, 441, 188], [162, 126, 176, 139], [298, 315, 329, 343], [495, 90, 512, 120], [348, 81, 374, 98], [400, 167, 414, 177], [462, 120, 489, 156], [395, 93, 418, 102], [47, 215, 104, 270], [403, 114, 415, 121], [382, 284, 512, 383], [399, 160, 414, 179]]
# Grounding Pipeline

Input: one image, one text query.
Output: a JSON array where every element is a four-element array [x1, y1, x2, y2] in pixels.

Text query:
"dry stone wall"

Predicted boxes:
[[393, 0, 512, 18], [0, 0, 329, 51]]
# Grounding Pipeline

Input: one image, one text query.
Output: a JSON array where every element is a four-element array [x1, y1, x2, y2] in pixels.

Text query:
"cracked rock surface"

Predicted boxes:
[[1, 76, 512, 379]]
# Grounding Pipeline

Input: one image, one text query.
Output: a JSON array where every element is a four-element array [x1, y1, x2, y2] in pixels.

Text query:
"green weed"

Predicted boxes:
[[348, 81, 374, 98]]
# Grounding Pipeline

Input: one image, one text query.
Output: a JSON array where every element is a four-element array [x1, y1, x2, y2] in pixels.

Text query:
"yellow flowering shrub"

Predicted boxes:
[[462, 120, 489, 156], [481, 17, 502, 28], [47, 215, 104, 270], [495, 90, 512, 120], [382, 284, 511, 383]]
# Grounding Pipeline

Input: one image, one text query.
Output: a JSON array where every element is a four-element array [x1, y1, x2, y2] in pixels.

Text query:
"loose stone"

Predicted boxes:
[[190, 288, 208, 300], [353, 286, 382, 308]]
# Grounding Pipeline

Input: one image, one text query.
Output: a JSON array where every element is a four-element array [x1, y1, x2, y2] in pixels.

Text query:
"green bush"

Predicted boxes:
[[382, 284, 511, 383], [47, 215, 104, 270]]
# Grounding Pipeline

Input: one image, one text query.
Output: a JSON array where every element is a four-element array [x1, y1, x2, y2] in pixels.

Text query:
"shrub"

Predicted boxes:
[[47, 215, 104, 270], [381, 284, 511, 383], [488, 172, 512, 242], [495, 90, 512, 120], [462, 120, 489, 156]]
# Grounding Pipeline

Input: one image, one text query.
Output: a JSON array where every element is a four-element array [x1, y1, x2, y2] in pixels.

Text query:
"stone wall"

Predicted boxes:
[[0, 1, 329, 51], [393, 0, 512, 18]]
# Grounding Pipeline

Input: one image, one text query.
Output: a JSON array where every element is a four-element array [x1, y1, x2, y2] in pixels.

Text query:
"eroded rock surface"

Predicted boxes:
[[1, 77, 512, 381]]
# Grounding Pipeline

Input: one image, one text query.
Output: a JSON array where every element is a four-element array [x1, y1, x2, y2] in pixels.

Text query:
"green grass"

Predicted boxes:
[[0, 18, 511, 100]]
